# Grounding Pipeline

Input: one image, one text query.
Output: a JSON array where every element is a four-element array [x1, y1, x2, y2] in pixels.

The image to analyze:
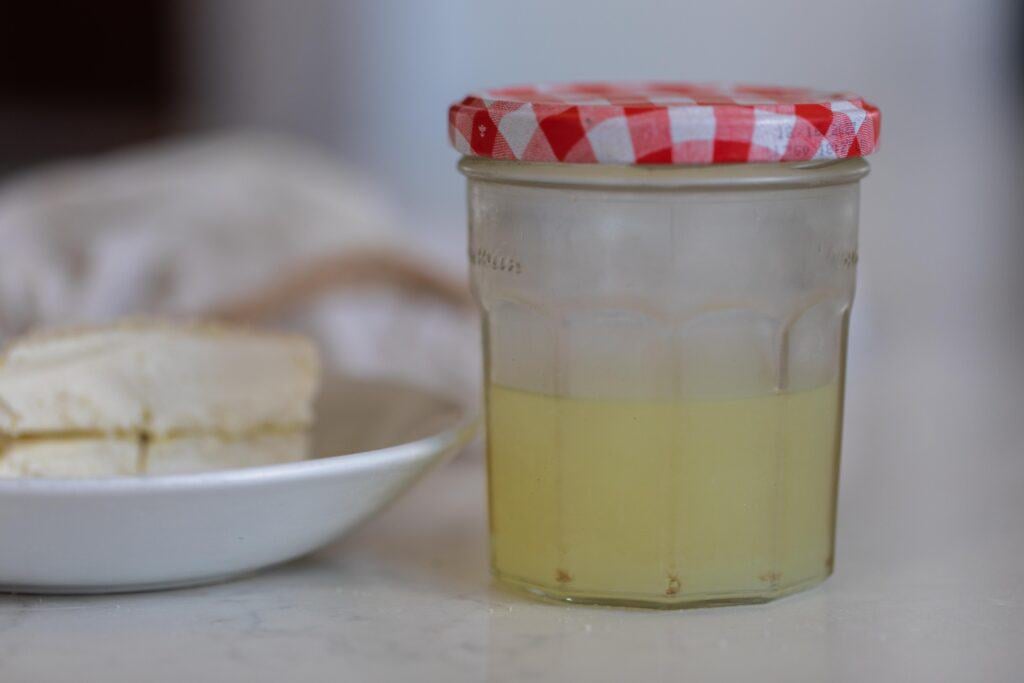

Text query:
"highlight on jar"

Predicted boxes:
[[449, 82, 881, 608]]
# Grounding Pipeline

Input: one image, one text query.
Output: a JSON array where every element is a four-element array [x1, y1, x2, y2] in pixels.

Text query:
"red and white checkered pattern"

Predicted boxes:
[[449, 82, 880, 165]]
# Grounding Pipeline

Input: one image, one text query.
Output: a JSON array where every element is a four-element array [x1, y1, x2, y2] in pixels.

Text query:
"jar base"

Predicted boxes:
[[493, 569, 831, 610]]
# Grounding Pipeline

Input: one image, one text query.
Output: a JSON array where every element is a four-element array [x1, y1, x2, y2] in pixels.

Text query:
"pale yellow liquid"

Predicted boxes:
[[486, 382, 842, 606]]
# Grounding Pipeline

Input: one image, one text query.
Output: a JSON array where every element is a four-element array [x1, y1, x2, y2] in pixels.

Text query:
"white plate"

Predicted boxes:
[[0, 377, 477, 594]]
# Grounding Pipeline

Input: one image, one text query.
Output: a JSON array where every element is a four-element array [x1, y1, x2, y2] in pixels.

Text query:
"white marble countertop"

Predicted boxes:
[[1, 341, 1021, 682]]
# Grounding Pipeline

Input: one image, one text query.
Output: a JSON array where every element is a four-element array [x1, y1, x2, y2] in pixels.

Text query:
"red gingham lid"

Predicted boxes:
[[448, 82, 880, 165]]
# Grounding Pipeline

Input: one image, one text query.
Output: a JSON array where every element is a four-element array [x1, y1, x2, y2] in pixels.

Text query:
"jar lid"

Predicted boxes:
[[448, 82, 880, 165]]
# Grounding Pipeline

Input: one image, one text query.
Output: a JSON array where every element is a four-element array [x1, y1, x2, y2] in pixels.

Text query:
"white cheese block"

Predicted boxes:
[[0, 439, 140, 478], [0, 431, 308, 478], [0, 322, 319, 438], [145, 432, 308, 475]]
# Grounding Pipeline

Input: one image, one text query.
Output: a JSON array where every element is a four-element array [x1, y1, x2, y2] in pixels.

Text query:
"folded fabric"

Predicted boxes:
[[0, 133, 480, 403]]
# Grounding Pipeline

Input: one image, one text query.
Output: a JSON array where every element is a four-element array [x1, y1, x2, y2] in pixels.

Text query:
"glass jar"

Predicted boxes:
[[450, 83, 880, 608]]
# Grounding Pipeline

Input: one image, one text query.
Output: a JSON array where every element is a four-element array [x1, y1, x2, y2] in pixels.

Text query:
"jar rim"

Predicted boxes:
[[458, 157, 869, 191]]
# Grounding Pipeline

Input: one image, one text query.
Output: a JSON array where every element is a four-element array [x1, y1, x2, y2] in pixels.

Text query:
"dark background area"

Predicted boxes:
[[0, 2, 179, 174]]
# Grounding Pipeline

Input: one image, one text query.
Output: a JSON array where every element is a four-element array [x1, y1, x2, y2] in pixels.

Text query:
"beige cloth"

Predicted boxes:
[[0, 133, 479, 402]]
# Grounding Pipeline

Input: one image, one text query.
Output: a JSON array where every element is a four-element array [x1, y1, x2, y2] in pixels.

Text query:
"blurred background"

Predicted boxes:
[[1, 4, 1021, 675], [0, 0, 1021, 412]]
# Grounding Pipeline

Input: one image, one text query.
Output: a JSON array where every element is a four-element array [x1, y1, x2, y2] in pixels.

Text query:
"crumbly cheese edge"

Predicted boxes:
[[0, 318, 317, 366]]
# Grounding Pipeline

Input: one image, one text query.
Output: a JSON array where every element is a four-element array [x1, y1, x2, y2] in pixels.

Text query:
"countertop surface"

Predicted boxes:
[[1, 342, 1021, 683]]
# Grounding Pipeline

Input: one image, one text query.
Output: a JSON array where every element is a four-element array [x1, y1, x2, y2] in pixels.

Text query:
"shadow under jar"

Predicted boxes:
[[449, 83, 881, 608]]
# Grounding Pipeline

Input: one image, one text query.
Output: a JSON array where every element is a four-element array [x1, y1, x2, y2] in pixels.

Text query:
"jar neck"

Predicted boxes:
[[458, 157, 869, 191]]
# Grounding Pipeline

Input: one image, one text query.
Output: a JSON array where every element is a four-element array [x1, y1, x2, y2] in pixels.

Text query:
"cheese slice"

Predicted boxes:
[[0, 439, 140, 478], [0, 321, 319, 438], [0, 431, 309, 478]]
